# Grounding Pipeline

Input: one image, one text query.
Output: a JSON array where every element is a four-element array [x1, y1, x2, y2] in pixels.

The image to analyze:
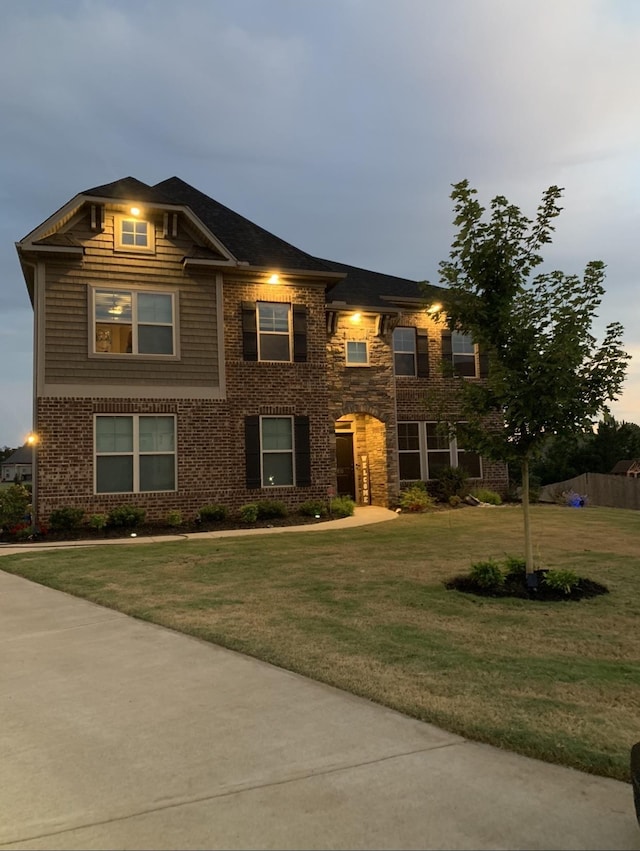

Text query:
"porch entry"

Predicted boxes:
[[334, 412, 387, 506]]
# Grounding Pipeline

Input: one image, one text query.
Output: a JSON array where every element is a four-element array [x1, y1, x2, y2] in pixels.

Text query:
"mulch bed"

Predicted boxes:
[[445, 573, 609, 602], [1, 513, 330, 545]]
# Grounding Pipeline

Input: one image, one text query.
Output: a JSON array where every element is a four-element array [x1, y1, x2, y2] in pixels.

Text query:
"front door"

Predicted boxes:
[[336, 432, 356, 499]]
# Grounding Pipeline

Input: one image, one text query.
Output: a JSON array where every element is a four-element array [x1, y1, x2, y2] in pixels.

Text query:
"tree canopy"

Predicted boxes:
[[431, 180, 630, 578]]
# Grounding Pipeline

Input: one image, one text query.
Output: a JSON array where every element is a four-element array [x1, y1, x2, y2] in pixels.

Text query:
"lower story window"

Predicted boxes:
[[397, 421, 482, 481], [261, 416, 294, 486], [95, 415, 176, 493]]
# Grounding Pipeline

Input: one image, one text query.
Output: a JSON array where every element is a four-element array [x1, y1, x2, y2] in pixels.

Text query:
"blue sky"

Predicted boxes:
[[1, 0, 639, 446]]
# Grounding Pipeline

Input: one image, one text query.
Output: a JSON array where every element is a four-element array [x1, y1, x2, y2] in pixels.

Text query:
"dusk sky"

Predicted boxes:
[[1, 0, 639, 447]]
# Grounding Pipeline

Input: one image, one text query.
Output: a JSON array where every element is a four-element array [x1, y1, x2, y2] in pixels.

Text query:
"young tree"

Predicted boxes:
[[434, 180, 629, 582]]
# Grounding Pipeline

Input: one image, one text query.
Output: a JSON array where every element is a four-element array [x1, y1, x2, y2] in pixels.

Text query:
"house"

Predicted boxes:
[[1, 445, 33, 483], [610, 459, 640, 478], [16, 176, 508, 524]]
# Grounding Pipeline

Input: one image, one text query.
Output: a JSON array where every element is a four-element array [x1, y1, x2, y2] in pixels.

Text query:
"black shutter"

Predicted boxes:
[[293, 304, 308, 363], [416, 330, 429, 378], [294, 415, 311, 486], [441, 330, 453, 374], [245, 416, 261, 489], [242, 301, 258, 361], [478, 347, 489, 378]]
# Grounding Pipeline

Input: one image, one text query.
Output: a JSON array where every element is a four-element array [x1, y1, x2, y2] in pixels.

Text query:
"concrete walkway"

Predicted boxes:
[[0, 511, 638, 850]]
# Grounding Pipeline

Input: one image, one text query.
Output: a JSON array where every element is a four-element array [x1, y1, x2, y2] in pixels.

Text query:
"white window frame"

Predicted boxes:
[[91, 287, 177, 358], [260, 415, 295, 487], [345, 340, 369, 366], [452, 331, 478, 377], [393, 327, 417, 376], [397, 421, 483, 481], [257, 302, 292, 362], [114, 215, 155, 253], [94, 414, 177, 494]]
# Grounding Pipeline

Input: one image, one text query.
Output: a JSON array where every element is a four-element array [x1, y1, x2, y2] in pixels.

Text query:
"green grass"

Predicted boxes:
[[2, 504, 639, 782]]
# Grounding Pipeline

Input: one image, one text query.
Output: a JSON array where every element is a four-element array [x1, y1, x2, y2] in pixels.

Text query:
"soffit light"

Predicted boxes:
[[268, 273, 280, 284], [130, 206, 141, 217], [427, 302, 442, 314], [350, 312, 362, 324]]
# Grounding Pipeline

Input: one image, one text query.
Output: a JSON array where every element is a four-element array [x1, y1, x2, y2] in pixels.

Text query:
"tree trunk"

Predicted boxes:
[[522, 457, 534, 575]]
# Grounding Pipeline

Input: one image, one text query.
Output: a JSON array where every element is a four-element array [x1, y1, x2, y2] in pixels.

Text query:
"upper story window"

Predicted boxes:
[[114, 215, 155, 253], [345, 340, 369, 366], [452, 331, 477, 377], [258, 302, 291, 361], [93, 288, 175, 356], [393, 327, 416, 376]]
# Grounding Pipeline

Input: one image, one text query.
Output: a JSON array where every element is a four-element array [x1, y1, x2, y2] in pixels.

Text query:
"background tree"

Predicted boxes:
[[433, 180, 629, 582]]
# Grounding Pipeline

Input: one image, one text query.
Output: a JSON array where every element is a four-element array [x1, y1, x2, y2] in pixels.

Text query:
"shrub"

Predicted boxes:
[[165, 509, 183, 528], [0, 484, 31, 530], [329, 496, 356, 518], [88, 513, 108, 531], [398, 485, 436, 513], [239, 503, 259, 523], [48, 506, 85, 532], [471, 488, 502, 505], [197, 503, 228, 523], [469, 559, 505, 590], [256, 500, 288, 519], [107, 504, 146, 528], [448, 495, 462, 507], [434, 465, 468, 502], [543, 569, 579, 595], [298, 499, 328, 518]]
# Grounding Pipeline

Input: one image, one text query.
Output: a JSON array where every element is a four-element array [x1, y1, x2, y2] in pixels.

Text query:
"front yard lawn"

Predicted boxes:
[[2, 504, 639, 782]]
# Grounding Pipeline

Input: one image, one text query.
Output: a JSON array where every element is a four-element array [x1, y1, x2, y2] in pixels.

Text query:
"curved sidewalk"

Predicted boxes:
[[0, 505, 399, 556]]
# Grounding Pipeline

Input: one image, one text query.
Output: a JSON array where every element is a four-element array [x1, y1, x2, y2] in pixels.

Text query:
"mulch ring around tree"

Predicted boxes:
[[444, 572, 609, 602]]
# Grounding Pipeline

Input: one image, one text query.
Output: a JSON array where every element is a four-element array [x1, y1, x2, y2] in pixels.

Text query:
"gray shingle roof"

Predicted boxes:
[[78, 176, 445, 305], [1, 446, 32, 466]]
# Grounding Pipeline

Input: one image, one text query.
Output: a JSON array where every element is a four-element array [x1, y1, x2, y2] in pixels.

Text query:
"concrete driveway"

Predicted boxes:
[[1, 566, 638, 850]]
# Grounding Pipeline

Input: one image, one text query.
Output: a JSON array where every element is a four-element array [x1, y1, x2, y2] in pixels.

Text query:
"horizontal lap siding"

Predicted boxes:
[[44, 211, 219, 387]]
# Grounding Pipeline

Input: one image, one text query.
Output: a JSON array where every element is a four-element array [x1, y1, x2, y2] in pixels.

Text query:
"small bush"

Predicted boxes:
[[108, 504, 146, 528], [543, 569, 579, 595], [330, 496, 356, 518], [471, 488, 502, 505], [165, 509, 183, 528], [48, 506, 85, 532], [298, 499, 328, 518], [198, 503, 228, 523], [469, 559, 504, 590], [256, 500, 288, 519], [448, 495, 462, 507], [399, 485, 436, 513], [88, 513, 108, 531], [434, 465, 468, 502], [0, 484, 31, 530], [239, 503, 259, 523]]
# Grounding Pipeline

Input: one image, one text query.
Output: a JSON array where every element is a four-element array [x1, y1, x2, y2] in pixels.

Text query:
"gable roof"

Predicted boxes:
[[611, 459, 640, 475], [1, 446, 32, 466]]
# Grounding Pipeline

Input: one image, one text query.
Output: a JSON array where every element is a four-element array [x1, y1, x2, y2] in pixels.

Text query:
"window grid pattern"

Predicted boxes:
[[397, 421, 482, 480], [95, 415, 176, 494], [393, 327, 417, 376], [257, 302, 291, 362], [94, 289, 175, 356]]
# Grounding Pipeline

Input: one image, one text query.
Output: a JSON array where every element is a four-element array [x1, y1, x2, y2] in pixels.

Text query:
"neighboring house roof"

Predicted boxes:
[[1, 446, 32, 466], [611, 459, 640, 475]]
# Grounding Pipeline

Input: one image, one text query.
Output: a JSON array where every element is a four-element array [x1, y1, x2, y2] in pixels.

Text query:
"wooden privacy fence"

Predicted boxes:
[[539, 473, 640, 511]]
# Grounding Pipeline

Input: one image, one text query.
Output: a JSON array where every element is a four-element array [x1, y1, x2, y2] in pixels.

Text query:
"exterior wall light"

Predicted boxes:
[[427, 302, 443, 314], [268, 274, 280, 284], [130, 207, 141, 217], [350, 312, 362, 324]]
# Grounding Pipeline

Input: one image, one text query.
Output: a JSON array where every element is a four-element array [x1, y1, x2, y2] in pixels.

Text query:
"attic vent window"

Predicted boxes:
[[115, 214, 155, 253]]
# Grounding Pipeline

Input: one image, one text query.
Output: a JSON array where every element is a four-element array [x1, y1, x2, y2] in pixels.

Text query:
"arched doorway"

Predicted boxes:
[[335, 412, 388, 506]]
